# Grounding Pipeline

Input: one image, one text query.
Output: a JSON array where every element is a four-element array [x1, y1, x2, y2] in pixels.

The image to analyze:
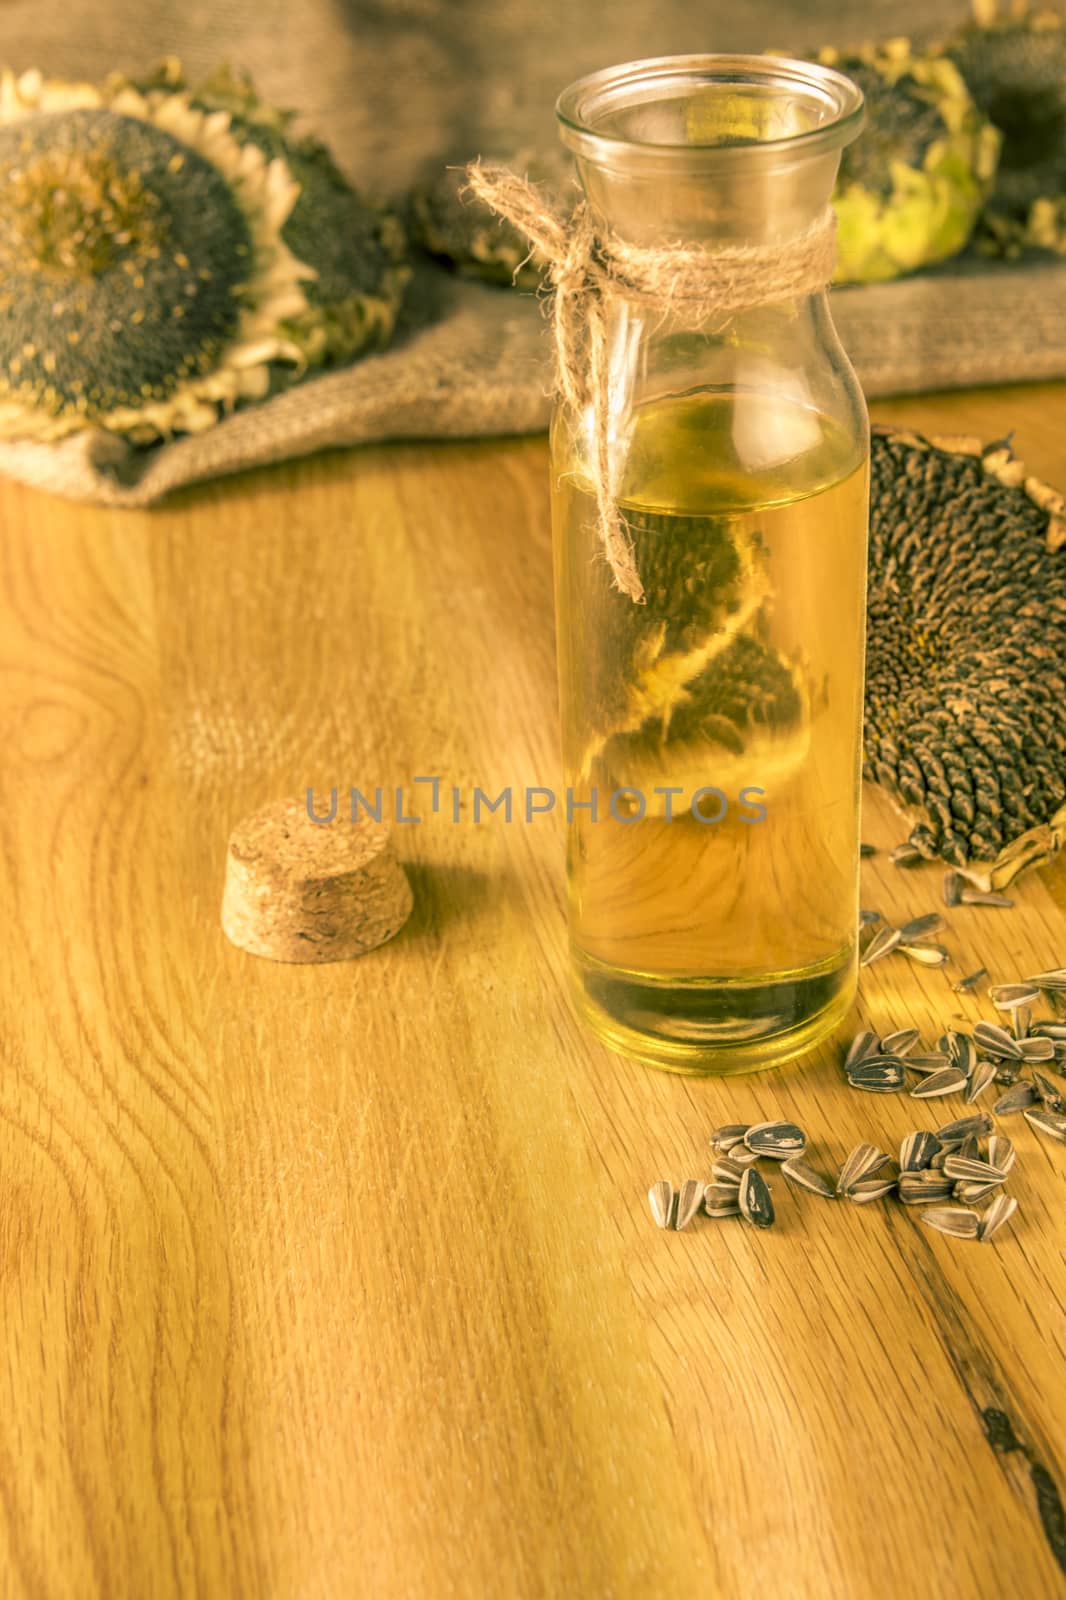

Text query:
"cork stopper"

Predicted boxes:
[[221, 796, 413, 962]]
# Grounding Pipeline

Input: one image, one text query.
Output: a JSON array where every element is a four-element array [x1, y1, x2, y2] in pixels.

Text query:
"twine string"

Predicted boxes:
[[466, 161, 838, 603]]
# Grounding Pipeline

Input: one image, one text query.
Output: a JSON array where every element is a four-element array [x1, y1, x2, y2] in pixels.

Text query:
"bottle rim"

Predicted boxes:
[[556, 54, 865, 174]]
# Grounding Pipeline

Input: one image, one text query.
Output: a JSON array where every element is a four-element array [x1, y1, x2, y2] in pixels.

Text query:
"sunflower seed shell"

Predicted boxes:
[[993, 1081, 1036, 1114], [649, 1181, 675, 1229], [674, 1179, 705, 1230], [921, 1206, 981, 1240], [978, 1194, 1019, 1242], [910, 1068, 968, 1098], [1023, 1108, 1066, 1144], [781, 1158, 835, 1198]]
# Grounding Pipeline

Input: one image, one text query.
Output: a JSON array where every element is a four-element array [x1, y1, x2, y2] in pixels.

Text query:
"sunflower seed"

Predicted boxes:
[[993, 1081, 1037, 1115], [988, 1135, 1015, 1175], [846, 1176, 897, 1204], [899, 1172, 953, 1205], [943, 870, 963, 907], [906, 1053, 952, 1074], [709, 1124, 750, 1154], [978, 1194, 1019, 1242], [744, 1121, 806, 1160], [989, 983, 1040, 1011], [648, 1181, 675, 1229], [900, 942, 950, 967], [900, 1130, 941, 1172], [738, 1167, 775, 1229], [942, 1155, 1006, 1185], [781, 1158, 835, 1198], [844, 1030, 881, 1071], [881, 1027, 920, 1056], [837, 1143, 890, 1196], [1031, 1071, 1066, 1114], [958, 1135, 981, 1163], [860, 841, 877, 857], [848, 1057, 907, 1093], [921, 1206, 981, 1240], [1032, 1022, 1066, 1040], [954, 1180, 1002, 1203], [947, 1032, 976, 1077], [910, 1067, 968, 1098], [994, 1062, 1023, 1086], [959, 888, 1014, 907], [1028, 969, 1066, 992], [1023, 1107, 1066, 1144], [898, 913, 945, 943], [674, 1179, 705, 1230], [890, 841, 925, 867], [711, 1158, 746, 1185], [953, 967, 988, 994], [935, 1112, 993, 1143], [859, 908, 881, 926], [1013, 1004, 1032, 1042], [930, 1149, 952, 1170], [860, 926, 902, 967], [973, 1021, 1024, 1060], [704, 1185, 742, 1218], [1020, 1035, 1055, 1063], [964, 1060, 997, 1103]]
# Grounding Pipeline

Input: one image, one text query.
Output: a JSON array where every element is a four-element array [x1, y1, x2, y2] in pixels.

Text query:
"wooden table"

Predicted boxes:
[[1, 382, 1065, 1599]]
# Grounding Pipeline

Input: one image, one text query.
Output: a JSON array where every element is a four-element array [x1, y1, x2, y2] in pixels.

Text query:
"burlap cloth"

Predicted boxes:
[[2, 0, 1064, 506]]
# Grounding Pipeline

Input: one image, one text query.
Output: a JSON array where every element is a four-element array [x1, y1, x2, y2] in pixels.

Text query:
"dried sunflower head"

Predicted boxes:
[[941, 3, 1066, 255], [174, 64, 410, 365], [409, 146, 572, 286], [0, 67, 311, 442], [865, 425, 1066, 879], [815, 40, 1001, 283]]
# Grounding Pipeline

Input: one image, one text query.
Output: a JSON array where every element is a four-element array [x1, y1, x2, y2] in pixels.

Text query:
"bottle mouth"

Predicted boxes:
[[556, 54, 864, 174]]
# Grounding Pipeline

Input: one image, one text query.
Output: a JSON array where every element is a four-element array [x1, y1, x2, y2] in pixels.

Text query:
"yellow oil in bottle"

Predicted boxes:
[[551, 388, 869, 1073]]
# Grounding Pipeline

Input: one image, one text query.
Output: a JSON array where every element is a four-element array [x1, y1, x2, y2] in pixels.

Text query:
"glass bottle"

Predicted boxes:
[[550, 55, 869, 1074]]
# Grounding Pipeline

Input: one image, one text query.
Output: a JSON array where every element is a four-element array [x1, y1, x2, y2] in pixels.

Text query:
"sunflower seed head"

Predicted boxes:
[[978, 1193, 1019, 1242], [988, 983, 1039, 1011], [899, 1172, 954, 1205], [1020, 1035, 1056, 1063], [744, 1121, 806, 1160], [953, 966, 988, 994], [709, 1123, 750, 1154], [910, 1067, 968, 1099], [711, 1157, 746, 1185], [973, 1021, 1024, 1060], [900, 941, 950, 967], [922, 1206, 981, 1240], [674, 1179, 705, 1230], [1023, 1107, 1066, 1143], [935, 1112, 993, 1143], [844, 1029, 881, 1071], [648, 1181, 675, 1229], [959, 888, 1014, 907], [898, 913, 945, 943], [988, 1135, 1015, 1175], [943, 870, 964, 907], [837, 1143, 891, 1195], [847, 1176, 897, 1204], [781, 1158, 835, 1198], [964, 1060, 997, 1104], [1031, 1070, 1066, 1114], [704, 1185, 743, 1218], [848, 1057, 907, 1093], [901, 1130, 942, 1172], [993, 1081, 1037, 1115], [881, 1027, 920, 1056], [942, 1155, 1006, 1184], [738, 1167, 775, 1229], [860, 926, 902, 967]]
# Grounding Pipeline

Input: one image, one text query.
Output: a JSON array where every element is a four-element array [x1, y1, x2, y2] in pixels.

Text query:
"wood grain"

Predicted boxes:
[[0, 382, 1065, 1598]]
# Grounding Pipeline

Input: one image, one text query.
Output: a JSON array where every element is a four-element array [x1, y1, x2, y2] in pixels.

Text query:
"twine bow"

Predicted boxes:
[[465, 161, 838, 603]]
